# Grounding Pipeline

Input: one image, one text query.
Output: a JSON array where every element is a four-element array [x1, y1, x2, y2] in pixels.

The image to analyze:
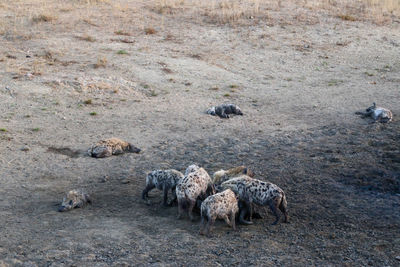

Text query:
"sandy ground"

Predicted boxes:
[[0, 0, 399, 266]]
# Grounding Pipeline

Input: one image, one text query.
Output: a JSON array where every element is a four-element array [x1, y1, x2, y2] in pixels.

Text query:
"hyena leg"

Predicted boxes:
[[230, 211, 236, 230], [188, 199, 197, 221], [223, 214, 231, 227], [142, 184, 155, 200], [169, 186, 177, 206], [269, 199, 281, 225], [177, 199, 184, 219], [239, 201, 253, 225], [279, 199, 289, 223], [199, 215, 207, 235], [162, 185, 169, 207], [205, 217, 215, 237]]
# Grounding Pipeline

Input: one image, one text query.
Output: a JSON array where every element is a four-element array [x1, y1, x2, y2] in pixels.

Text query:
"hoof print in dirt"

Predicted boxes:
[[88, 137, 141, 158], [355, 102, 393, 123], [58, 189, 91, 212], [206, 104, 243, 119]]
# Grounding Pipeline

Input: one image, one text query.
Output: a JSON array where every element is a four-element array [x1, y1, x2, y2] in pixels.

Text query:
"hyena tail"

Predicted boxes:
[[279, 192, 289, 223]]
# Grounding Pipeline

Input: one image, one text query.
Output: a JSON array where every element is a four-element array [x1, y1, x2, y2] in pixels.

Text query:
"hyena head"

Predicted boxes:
[[366, 102, 376, 113], [185, 164, 200, 176], [233, 105, 243, 115], [127, 143, 141, 153], [58, 189, 91, 212]]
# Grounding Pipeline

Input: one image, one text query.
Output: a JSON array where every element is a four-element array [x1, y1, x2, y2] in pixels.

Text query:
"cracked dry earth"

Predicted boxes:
[[0, 0, 400, 266]]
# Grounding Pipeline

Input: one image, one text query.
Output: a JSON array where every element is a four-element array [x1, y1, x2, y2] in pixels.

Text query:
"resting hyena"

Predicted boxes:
[[142, 169, 184, 206], [88, 138, 141, 158], [176, 166, 215, 221], [355, 102, 393, 123], [58, 189, 91, 212], [206, 104, 243, 119], [212, 166, 255, 185], [222, 176, 289, 225], [200, 189, 239, 236]]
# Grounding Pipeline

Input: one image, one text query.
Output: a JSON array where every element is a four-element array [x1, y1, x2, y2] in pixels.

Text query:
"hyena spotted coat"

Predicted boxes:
[[142, 169, 184, 206], [212, 166, 255, 185], [200, 189, 239, 236], [58, 189, 91, 212], [88, 138, 141, 158], [222, 176, 289, 225], [355, 102, 393, 123], [176, 166, 215, 221]]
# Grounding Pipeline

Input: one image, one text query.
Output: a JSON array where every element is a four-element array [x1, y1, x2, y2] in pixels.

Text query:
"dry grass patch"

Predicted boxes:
[[114, 30, 131, 36], [338, 14, 357, 21], [94, 57, 107, 68], [32, 14, 57, 23], [76, 34, 96, 42], [144, 27, 157, 35]]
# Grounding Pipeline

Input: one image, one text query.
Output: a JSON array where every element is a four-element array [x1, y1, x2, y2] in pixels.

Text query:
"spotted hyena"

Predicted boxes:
[[88, 138, 141, 158], [355, 102, 393, 123], [200, 189, 239, 236], [206, 104, 243, 119], [176, 165, 215, 221], [142, 169, 184, 206], [184, 164, 200, 176], [212, 166, 255, 185], [221, 176, 288, 225], [58, 189, 91, 212]]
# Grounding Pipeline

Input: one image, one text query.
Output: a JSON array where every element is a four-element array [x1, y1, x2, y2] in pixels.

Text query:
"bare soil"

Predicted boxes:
[[0, 1, 399, 266]]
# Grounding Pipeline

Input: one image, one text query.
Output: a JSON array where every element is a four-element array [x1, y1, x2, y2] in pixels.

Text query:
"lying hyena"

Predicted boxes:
[[206, 104, 243, 119], [142, 169, 184, 206], [222, 176, 289, 225], [88, 138, 141, 158], [212, 166, 255, 185], [176, 165, 215, 221], [355, 102, 393, 123], [200, 189, 239, 236], [58, 189, 91, 212]]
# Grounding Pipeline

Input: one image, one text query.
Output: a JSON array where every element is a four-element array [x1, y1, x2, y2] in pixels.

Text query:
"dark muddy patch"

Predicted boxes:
[[47, 146, 83, 158]]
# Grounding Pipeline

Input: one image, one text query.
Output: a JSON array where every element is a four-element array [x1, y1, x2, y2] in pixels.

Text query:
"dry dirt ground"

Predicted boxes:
[[0, 0, 399, 266]]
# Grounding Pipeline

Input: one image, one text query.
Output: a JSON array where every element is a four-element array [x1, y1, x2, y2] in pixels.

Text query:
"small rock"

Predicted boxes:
[[395, 256, 400, 261], [21, 146, 30, 151], [121, 179, 130, 184]]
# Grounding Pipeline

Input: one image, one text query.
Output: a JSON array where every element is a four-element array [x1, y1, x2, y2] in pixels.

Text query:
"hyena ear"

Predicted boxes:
[[84, 194, 92, 204], [373, 102, 376, 108]]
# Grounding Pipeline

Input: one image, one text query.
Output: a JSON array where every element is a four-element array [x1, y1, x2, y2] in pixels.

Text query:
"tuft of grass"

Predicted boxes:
[[338, 14, 357, 21], [32, 128, 40, 132], [83, 99, 92, 105], [114, 30, 131, 36], [76, 35, 96, 42], [89, 112, 97, 116], [209, 86, 219, 91], [117, 50, 128, 55], [229, 84, 239, 88], [327, 79, 343, 86], [94, 57, 107, 68], [223, 93, 231, 97], [0, 128, 7, 132], [144, 27, 156, 35], [32, 14, 57, 23], [364, 72, 374, 77], [150, 90, 158, 97]]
